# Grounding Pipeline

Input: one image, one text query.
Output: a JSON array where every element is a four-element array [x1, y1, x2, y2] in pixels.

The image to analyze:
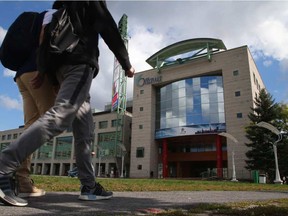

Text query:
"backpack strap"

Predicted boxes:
[[61, 1, 86, 36]]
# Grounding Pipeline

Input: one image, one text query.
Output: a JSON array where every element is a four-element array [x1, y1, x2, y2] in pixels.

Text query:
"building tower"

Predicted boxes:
[[109, 14, 129, 175]]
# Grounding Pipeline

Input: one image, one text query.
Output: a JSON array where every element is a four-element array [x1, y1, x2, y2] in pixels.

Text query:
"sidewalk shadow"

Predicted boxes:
[[24, 192, 192, 215]]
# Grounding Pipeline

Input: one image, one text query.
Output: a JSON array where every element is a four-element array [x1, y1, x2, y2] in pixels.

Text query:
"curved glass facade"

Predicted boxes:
[[155, 75, 225, 139]]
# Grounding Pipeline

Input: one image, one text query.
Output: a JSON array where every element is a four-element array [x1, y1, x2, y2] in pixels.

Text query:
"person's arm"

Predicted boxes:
[[125, 67, 135, 78], [89, 1, 133, 73], [30, 71, 44, 89]]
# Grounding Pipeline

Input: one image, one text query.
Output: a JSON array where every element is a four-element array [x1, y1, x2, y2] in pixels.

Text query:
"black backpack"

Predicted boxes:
[[0, 12, 39, 71], [37, 6, 82, 80], [49, 7, 80, 54]]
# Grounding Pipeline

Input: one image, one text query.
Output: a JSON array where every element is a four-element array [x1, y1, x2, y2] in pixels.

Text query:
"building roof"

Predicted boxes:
[[146, 38, 227, 69]]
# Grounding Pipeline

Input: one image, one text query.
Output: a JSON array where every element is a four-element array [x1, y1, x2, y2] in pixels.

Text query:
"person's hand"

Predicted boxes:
[[125, 67, 135, 78], [30, 72, 45, 89]]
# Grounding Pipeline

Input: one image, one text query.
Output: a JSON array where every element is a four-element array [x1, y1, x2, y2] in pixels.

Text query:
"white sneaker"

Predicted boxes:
[[0, 175, 28, 206]]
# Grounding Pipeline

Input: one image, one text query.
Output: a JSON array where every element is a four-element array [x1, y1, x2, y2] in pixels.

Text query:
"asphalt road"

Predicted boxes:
[[1, 191, 288, 215]]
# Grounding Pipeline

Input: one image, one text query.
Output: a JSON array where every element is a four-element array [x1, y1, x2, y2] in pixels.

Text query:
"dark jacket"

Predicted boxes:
[[14, 11, 46, 81], [39, 0, 131, 78]]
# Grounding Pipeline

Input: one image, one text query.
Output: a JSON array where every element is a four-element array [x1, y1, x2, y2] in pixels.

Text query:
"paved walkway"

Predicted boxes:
[[1, 191, 288, 215]]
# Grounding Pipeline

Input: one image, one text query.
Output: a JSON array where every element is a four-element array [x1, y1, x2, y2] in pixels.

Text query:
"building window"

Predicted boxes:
[[140, 107, 144, 111], [37, 141, 53, 159], [235, 91, 241, 97], [0, 142, 9, 151], [111, 119, 121, 127], [155, 76, 225, 139], [136, 147, 145, 158], [7, 134, 11, 140], [13, 133, 18, 139], [98, 132, 116, 142], [137, 165, 142, 170], [98, 132, 116, 156], [54, 136, 72, 159], [236, 113, 243, 118], [1, 135, 6, 141], [139, 125, 143, 129], [233, 70, 239, 76], [99, 121, 108, 129], [140, 89, 144, 94]]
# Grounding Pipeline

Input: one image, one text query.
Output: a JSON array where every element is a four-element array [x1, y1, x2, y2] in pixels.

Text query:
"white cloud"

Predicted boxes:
[[107, 1, 288, 73], [253, 19, 288, 61], [89, 25, 164, 110], [263, 60, 272, 68], [0, 95, 22, 110], [129, 25, 164, 71], [0, 0, 288, 130], [0, 26, 6, 45], [2, 1, 288, 112], [279, 59, 288, 74], [3, 68, 15, 77], [89, 39, 115, 110]]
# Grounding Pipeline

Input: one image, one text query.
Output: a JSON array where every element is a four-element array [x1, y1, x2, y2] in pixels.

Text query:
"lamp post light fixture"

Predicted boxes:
[[256, 122, 283, 184], [219, 132, 238, 182]]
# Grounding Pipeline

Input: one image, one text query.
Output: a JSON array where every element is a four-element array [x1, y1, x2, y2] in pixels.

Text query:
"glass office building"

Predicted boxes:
[[130, 38, 265, 179]]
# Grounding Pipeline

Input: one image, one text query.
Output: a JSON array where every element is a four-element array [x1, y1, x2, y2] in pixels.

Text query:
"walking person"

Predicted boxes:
[[0, 0, 135, 207], [14, 9, 58, 198]]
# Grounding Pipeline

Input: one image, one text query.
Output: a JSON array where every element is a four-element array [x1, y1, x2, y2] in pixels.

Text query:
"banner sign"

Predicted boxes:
[[155, 123, 226, 139]]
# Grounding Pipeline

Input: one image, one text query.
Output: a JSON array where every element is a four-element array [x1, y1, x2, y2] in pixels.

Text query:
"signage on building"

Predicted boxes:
[[111, 60, 120, 111], [155, 123, 226, 139], [136, 74, 162, 87]]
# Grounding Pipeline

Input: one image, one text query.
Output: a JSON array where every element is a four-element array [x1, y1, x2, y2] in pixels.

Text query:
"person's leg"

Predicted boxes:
[[15, 72, 56, 197], [0, 64, 94, 206], [25, 73, 57, 115], [16, 73, 40, 128], [73, 97, 113, 201], [0, 73, 42, 206], [72, 98, 95, 188], [15, 73, 42, 197]]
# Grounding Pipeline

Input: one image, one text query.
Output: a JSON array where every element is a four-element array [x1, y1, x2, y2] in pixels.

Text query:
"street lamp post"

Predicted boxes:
[[118, 144, 126, 178], [231, 151, 237, 182], [219, 132, 238, 182], [120, 152, 126, 178], [96, 145, 102, 177], [256, 122, 283, 184], [98, 153, 101, 177]]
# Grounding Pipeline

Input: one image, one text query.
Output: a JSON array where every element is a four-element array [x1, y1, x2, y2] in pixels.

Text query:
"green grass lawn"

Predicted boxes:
[[32, 175, 288, 192], [32, 175, 288, 216]]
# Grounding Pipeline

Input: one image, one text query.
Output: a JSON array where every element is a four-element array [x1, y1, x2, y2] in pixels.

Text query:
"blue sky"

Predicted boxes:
[[1, 1, 288, 131]]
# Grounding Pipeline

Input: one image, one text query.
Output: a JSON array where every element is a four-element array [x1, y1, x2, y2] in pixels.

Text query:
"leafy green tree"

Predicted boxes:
[[245, 89, 281, 182]]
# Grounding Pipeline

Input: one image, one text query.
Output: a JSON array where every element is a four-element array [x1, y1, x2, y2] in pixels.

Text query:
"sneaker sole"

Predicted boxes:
[[18, 191, 46, 198], [0, 189, 28, 207], [78, 194, 113, 201]]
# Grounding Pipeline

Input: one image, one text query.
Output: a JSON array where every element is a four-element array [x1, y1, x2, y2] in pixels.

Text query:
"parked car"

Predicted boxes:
[[67, 167, 78, 177]]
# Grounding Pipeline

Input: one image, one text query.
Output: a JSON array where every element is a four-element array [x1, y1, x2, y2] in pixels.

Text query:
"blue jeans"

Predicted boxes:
[[0, 64, 96, 188]]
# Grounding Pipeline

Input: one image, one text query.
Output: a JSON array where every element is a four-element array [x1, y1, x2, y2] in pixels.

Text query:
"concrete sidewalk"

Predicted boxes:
[[1, 191, 288, 215]]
